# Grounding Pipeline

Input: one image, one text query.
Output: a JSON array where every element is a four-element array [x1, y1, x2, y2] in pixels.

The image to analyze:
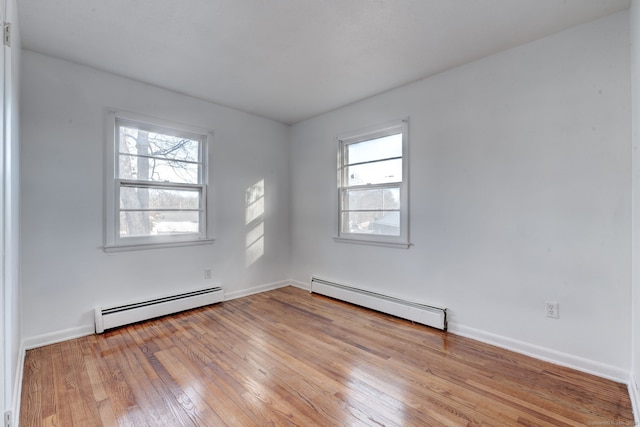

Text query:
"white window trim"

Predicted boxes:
[[104, 109, 215, 252], [334, 118, 410, 249]]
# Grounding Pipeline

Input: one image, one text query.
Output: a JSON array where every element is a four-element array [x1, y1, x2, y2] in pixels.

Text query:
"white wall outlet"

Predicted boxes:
[[204, 269, 212, 280], [545, 301, 559, 319], [5, 411, 12, 427]]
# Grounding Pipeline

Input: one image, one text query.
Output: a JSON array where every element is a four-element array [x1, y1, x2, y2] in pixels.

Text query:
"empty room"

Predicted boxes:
[[2, 0, 640, 425]]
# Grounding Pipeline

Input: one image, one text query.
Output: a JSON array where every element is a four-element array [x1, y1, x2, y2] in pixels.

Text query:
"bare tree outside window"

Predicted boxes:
[[104, 111, 211, 252], [117, 122, 203, 238]]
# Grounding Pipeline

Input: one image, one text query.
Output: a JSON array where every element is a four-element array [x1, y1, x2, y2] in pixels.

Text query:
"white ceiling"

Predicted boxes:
[[18, 0, 630, 124]]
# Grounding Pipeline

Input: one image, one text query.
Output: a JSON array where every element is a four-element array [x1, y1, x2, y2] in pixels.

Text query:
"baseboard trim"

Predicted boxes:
[[23, 325, 95, 351], [629, 374, 640, 424], [223, 280, 291, 301], [289, 279, 310, 291], [448, 323, 629, 384]]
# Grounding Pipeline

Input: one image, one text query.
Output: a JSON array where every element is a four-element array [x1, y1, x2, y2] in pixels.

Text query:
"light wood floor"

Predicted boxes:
[[20, 286, 633, 426]]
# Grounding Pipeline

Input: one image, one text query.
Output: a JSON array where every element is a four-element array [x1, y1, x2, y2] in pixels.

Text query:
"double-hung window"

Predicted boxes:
[[336, 119, 409, 248], [105, 111, 213, 251]]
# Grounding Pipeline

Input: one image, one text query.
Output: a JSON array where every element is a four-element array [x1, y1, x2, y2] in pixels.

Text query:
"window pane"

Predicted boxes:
[[119, 126, 200, 162], [346, 133, 402, 165], [119, 155, 199, 184], [346, 158, 402, 186], [344, 188, 400, 210], [120, 187, 200, 210], [120, 211, 200, 237], [341, 211, 400, 236]]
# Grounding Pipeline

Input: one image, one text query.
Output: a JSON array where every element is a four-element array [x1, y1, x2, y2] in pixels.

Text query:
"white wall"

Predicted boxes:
[[290, 11, 631, 379], [20, 51, 291, 343]]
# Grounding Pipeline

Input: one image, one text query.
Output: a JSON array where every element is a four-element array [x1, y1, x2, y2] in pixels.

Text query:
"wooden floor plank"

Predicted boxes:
[[20, 286, 634, 426], [59, 339, 104, 426], [21, 351, 43, 427]]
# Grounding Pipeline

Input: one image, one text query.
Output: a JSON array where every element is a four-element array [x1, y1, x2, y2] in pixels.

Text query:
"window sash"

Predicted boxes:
[[115, 178, 207, 244], [117, 181, 205, 214], [339, 183, 403, 237], [116, 119, 204, 185], [344, 135, 402, 166], [340, 183, 401, 211]]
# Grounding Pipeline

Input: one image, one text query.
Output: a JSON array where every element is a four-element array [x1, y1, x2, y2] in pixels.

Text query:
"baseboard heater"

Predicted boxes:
[[310, 277, 447, 331], [95, 286, 224, 333]]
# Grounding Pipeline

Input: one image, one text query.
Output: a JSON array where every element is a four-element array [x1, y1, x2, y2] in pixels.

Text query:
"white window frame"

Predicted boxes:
[[104, 110, 215, 252], [335, 118, 410, 249]]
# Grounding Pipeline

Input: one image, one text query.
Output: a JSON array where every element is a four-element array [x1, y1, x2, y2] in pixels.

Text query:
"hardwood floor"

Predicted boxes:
[[20, 286, 634, 426]]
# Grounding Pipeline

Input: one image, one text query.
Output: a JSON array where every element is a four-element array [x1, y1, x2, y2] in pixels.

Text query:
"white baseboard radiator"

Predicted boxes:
[[310, 277, 447, 331], [95, 286, 224, 333]]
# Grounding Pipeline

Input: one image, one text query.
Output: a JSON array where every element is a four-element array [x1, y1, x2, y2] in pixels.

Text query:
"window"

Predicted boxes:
[[105, 111, 213, 251], [336, 119, 409, 248]]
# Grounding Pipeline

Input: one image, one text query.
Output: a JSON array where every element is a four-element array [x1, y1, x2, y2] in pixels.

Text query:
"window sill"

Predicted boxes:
[[333, 236, 411, 249], [104, 238, 215, 253]]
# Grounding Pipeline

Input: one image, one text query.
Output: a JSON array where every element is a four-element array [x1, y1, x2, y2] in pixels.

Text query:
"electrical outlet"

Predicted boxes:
[[5, 410, 12, 427], [545, 301, 559, 319], [204, 269, 212, 280]]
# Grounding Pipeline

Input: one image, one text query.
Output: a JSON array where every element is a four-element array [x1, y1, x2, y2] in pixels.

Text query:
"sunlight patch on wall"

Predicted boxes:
[[246, 179, 265, 267]]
